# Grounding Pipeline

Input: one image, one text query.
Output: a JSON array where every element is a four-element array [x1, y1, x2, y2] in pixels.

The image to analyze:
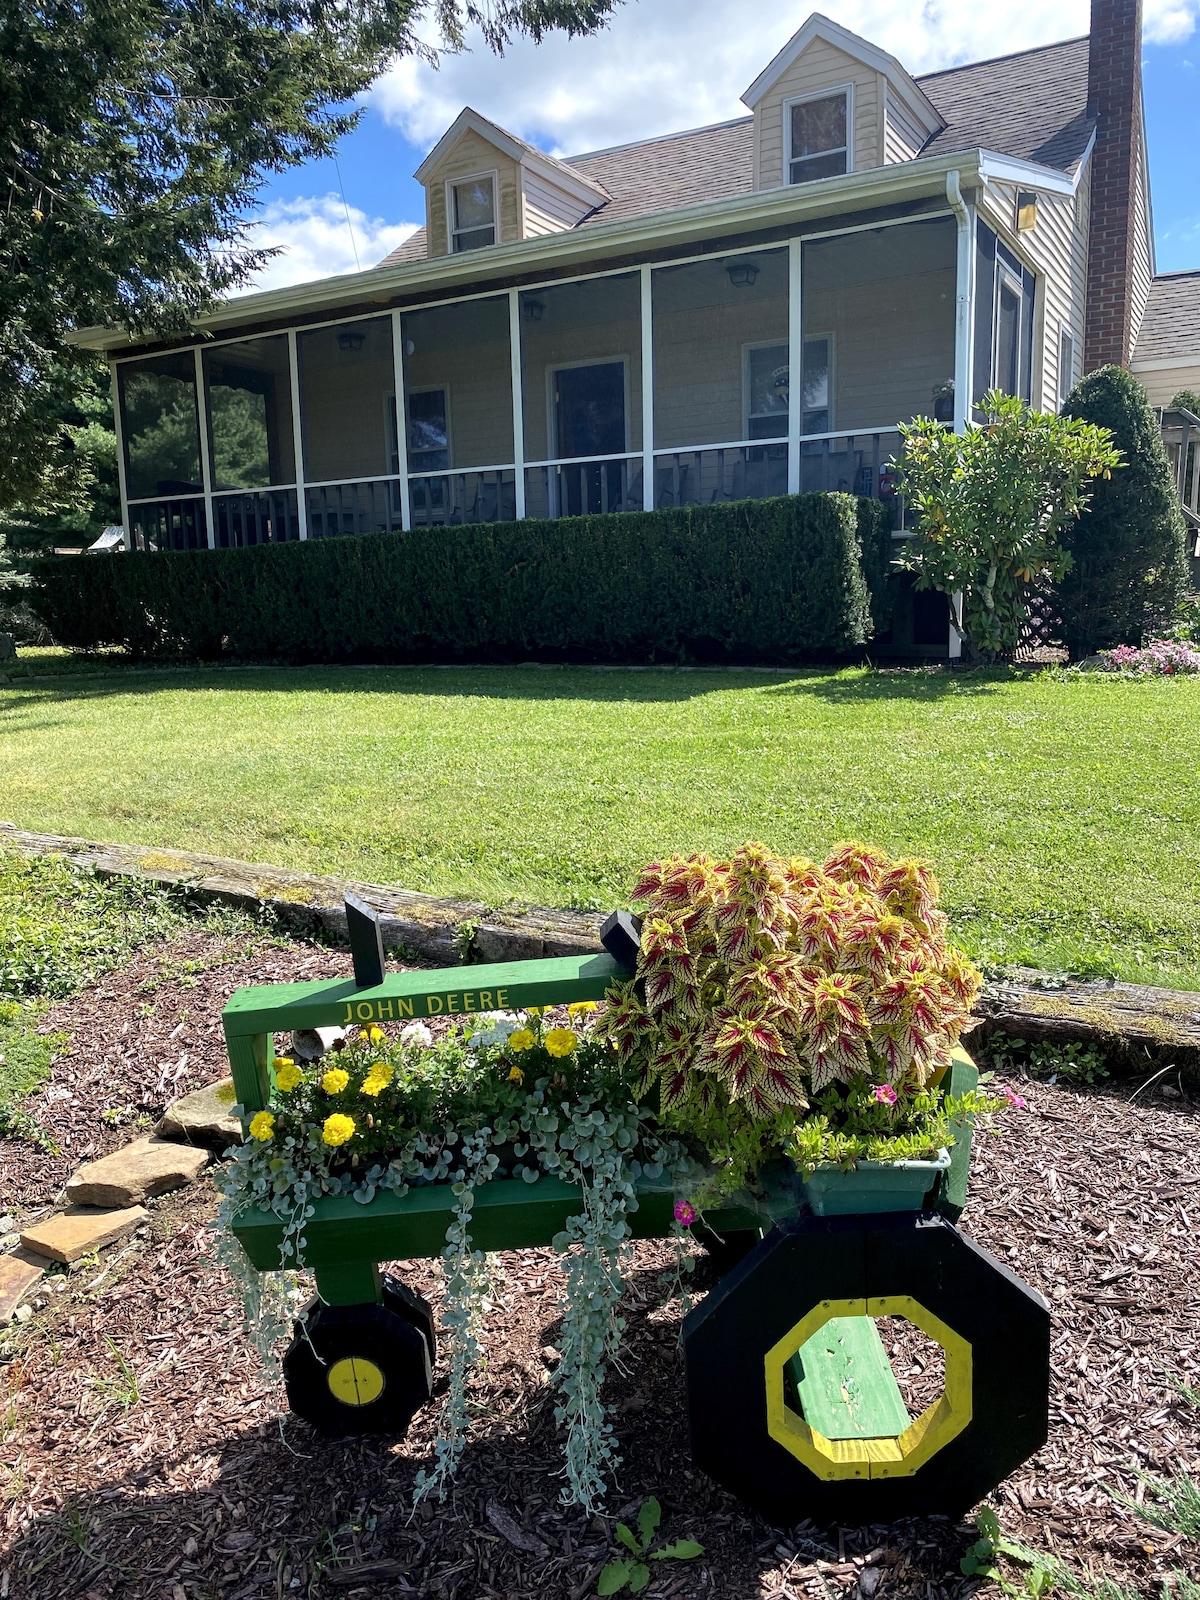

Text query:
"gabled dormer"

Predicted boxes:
[[741, 12, 945, 191], [414, 107, 609, 258]]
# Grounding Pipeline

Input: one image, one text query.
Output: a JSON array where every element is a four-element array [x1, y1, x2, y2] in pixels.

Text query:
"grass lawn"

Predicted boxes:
[[2, 655, 1199, 989]]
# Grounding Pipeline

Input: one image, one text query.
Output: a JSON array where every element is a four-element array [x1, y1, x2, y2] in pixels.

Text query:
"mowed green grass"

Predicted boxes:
[[2, 658, 1199, 988]]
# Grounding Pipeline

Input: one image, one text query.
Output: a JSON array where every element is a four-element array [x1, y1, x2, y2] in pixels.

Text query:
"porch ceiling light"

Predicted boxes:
[[725, 260, 759, 288], [523, 298, 545, 322], [336, 328, 365, 352]]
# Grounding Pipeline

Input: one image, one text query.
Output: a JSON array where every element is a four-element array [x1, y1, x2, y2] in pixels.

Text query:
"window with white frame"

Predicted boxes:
[[388, 388, 449, 473], [1058, 327, 1075, 409], [449, 176, 496, 252], [787, 91, 850, 185], [744, 343, 790, 440]]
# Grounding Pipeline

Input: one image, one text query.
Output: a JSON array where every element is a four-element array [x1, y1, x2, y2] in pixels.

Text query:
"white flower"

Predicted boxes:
[[465, 1012, 522, 1050], [399, 1021, 433, 1048]]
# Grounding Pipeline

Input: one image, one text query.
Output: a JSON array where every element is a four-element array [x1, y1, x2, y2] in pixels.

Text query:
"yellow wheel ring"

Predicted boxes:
[[327, 1356, 386, 1407]]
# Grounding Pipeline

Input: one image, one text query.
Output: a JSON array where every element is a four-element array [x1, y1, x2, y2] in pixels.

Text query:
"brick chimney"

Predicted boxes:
[[1084, 0, 1145, 371]]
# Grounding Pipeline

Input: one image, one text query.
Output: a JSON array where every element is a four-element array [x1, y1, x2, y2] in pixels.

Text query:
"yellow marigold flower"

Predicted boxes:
[[544, 1027, 579, 1058], [361, 1063, 394, 1097], [524, 1006, 545, 1017], [322, 1066, 350, 1095], [359, 1025, 385, 1043], [567, 1001, 598, 1017], [322, 1113, 356, 1147], [274, 1060, 303, 1092], [507, 1065, 525, 1085], [272, 1055, 295, 1070], [508, 1028, 535, 1053], [249, 1111, 275, 1142]]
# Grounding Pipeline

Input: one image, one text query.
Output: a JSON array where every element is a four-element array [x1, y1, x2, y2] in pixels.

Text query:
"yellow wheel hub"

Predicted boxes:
[[327, 1356, 385, 1407]]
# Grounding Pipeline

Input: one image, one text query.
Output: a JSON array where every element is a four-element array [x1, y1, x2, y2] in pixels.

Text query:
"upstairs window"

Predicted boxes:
[[450, 176, 496, 252], [787, 91, 849, 185]]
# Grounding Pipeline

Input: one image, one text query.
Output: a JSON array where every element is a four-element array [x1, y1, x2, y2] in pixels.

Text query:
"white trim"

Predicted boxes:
[[655, 436, 784, 457], [110, 358, 132, 545], [1057, 323, 1076, 410], [977, 150, 1076, 199], [640, 264, 654, 510], [446, 169, 499, 255], [126, 491, 206, 507], [415, 106, 606, 206], [301, 473, 403, 491], [508, 289, 526, 518], [527, 449, 640, 470], [992, 260, 1025, 394], [407, 461, 515, 480], [389, 308, 411, 532], [1132, 352, 1200, 373], [402, 383, 451, 473], [784, 83, 854, 188], [787, 236, 802, 494], [946, 171, 975, 434], [287, 328, 308, 539], [193, 346, 215, 549]]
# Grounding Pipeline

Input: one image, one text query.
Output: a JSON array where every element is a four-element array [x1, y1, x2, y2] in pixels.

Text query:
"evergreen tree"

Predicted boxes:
[[0, 0, 620, 514], [1056, 366, 1188, 657]]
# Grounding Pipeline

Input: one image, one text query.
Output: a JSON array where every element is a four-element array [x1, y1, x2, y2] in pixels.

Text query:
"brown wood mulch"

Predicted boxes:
[[1, 933, 1198, 1600]]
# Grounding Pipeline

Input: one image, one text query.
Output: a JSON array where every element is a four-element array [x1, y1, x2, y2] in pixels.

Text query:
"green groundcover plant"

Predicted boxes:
[[220, 840, 1013, 1513]]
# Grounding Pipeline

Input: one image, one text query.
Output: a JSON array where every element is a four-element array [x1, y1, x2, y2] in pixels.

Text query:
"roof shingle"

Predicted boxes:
[[1133, 271, 1200, 363]]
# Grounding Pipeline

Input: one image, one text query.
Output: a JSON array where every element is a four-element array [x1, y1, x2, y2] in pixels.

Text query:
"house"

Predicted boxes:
[[79, 0, 1181, 588]]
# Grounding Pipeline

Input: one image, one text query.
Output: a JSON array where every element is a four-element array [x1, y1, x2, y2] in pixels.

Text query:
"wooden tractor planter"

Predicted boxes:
[[222, 905, 1051, 1526]]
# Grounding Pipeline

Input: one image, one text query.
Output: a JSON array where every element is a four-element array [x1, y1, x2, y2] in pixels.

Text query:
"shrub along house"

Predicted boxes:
[[76, 2, 1170, 652]]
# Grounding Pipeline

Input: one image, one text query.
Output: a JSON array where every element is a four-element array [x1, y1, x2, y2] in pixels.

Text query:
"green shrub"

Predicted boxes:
[[1056, 367, 1189, 657], [31, 494, 888, 664]]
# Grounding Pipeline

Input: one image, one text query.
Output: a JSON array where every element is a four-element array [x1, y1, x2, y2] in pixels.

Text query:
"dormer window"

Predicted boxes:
[[450, 175, 496, 252], [786, 89, 850, 184]]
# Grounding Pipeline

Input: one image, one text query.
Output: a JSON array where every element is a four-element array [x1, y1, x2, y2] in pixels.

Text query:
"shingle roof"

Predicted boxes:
[[917, 36, 1094, 173], [379, 33, 1093, 266], [381, 227, 428, 266], [1133, 272, 1200, 363]]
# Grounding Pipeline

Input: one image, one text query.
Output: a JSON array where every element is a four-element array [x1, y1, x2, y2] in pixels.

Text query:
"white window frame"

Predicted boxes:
[[544, 355, 632, 462], [396, 384, 452, 476], [446, 170, 499, 255], [783, 84, 854, 188], [992, 263, 1025, 395], [742, 340, 790, 441]]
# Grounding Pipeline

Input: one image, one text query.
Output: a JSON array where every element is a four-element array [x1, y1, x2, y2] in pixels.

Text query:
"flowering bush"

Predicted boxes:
[[1096, 638, 1200, 675]]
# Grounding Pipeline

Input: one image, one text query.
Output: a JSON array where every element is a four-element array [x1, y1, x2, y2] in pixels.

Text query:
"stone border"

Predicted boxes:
[[3, 820, 1197, 1082]]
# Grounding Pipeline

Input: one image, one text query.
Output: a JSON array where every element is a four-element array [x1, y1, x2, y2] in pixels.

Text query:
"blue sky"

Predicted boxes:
[[247, 1, 1200, 289]]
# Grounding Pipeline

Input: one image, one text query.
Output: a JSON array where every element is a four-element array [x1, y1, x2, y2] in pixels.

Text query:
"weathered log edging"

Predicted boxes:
[[4, 821, 1198, 1081]]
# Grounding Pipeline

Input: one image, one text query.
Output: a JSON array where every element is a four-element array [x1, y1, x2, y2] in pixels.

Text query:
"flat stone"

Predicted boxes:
[[66, 1135, 209, 1208], [20, 1205, 148, 1264], [156, 1078, 242, 1150], [0, 1253, 44, 1326]]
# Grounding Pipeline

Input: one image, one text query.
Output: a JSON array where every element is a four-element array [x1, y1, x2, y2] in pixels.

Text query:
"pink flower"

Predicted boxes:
[[1003, 1087, 1027, 1109], [872, 1084, 898, 1105], [673, 1199, 697, 1227]]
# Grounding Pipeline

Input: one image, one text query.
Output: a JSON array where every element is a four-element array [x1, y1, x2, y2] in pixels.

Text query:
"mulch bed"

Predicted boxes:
[[1, 932, 1198, 1600]]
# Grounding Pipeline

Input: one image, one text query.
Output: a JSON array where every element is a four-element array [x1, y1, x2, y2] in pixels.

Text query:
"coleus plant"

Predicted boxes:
[[599, 841, 981, 1118]]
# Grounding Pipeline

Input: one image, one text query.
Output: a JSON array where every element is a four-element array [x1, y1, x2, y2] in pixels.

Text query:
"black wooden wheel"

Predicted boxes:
[[283, 1291, 434, 1438]]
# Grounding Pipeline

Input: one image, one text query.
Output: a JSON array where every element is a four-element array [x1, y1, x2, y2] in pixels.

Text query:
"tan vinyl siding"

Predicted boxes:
[[522, 169, 590, 237], [654, 306, 788, 449], [977, 172, 1089, 411], [402, 302, 514, 471], [1132, 361, 1200, 407], [423, 130, 521, 257], [754, 38, 882, 189], [1130, 147, 1153, 352], [884, 85, 927, 164]]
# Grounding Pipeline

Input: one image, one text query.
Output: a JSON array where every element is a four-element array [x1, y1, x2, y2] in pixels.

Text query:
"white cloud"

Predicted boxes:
[[372, 0, 1197, 159], [239, 195, 420, 292]]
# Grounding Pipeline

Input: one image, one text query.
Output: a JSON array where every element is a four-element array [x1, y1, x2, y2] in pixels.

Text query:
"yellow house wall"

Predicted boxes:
[[1133, 361, 1200, 406], [297, 317, 395, 482], [423, 130, 522, 258]]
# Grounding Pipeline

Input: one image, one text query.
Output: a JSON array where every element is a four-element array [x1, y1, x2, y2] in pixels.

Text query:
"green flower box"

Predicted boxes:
[[801, 1148, 952, 1216]]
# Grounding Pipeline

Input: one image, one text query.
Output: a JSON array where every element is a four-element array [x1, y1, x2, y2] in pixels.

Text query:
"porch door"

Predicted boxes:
[[553, 361, 626, 515]]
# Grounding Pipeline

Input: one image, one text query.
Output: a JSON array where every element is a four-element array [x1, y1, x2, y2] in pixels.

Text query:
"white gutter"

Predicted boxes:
[[945, 171, 976, 436], [72, 144, 1080, 354]]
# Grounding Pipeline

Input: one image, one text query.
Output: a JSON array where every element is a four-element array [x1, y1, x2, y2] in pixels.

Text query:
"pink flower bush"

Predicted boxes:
[[1098, 639, 1200, 676], [1002, 1087, 1027, 1109], [673, 1199, 697, 1227], [872, 1084, 899, 1106]]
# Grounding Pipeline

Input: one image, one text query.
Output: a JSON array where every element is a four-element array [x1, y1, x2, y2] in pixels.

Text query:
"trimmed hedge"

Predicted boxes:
[[32, 493, 893, 665]]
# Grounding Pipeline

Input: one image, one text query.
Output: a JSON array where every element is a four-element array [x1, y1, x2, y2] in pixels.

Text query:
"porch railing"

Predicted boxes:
[[1160, 407, 1200, 575], [213, 489, 301, 548], [408, 468, 517, 527], [127, 496, 207, 552], [524, 454, 643, 520]]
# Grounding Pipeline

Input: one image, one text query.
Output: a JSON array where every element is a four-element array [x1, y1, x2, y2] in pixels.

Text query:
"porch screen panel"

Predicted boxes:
[[801, 216, 957, 435], [297, 316, 395, 484], [203, 335, 295, 490], [652, 248, 789, 449], [119, 352, 203, 501], [402, 296, 513, 470], [520, 273, 643, 518]]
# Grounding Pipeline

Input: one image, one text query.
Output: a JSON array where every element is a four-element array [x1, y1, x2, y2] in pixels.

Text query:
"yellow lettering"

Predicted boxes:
[[342, 1003, 355, 1025], [398, 998, 414, 1018], [356, 1002, 374, 1022], [426, 995, 444, 1014], [479, 990, 494, 1009], [496, 989, 509, 1007], [463, 992, 476, 1013], [376, 999, 394, 1019], [446, 993, 460, 1014]]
